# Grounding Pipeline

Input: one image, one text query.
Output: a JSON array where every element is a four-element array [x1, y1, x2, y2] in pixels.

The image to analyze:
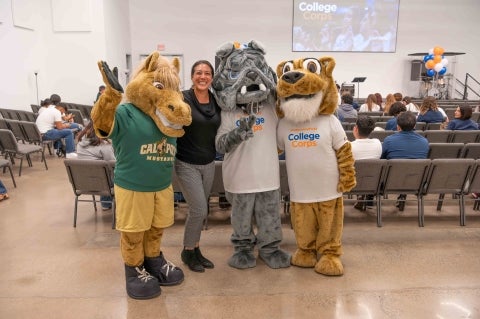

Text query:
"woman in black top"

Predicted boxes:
[[175, 60, 221, 272]]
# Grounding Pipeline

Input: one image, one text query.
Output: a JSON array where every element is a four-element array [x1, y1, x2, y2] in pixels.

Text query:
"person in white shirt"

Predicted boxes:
[[350, 115, 382, 211], [403, 96, 419, 113], [35, 94, 77, 158], [358, 94, 381, 112]]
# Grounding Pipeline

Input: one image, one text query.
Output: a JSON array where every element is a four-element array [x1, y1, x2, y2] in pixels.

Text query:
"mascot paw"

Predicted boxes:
[[228, 251, 256, 269], [314, 255, 344, 276], [100, 61, 124, 93], [291, 249, 317, 268], [259, 249, 291, 269]]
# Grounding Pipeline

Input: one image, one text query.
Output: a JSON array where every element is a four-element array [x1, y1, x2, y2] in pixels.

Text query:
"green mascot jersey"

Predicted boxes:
[[109, 103, 176, 192]]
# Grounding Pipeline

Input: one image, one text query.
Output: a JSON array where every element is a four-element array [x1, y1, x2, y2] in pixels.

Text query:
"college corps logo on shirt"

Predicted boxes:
[[235, 111, 265, 133], [287, 128, 320, 148], [139, 137, 176, 161]]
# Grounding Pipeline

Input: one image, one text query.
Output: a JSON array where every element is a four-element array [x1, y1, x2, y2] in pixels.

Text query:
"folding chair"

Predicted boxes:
[[0, 158, 16, 187], [427, 143, 464, 159], [64, 159, 115, 228], [344, 159, 386, 227], [450, 130, 480, 144], [423, 130, 452, 143], [423, 158, 475, 226], [19, 121, 54, 156], [369, 130, 394, 142], [460, 143, 480, 159], [381, 159, 431, 226], [467, 159, 480, 212], [0, 129, 48, 176], [425, 123, 443, 130]]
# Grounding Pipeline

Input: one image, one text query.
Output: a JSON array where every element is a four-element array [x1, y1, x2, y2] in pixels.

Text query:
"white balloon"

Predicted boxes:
[[434, 63, 443, 72], [442, 58, 449, 66], [429, 48, 434, 55]]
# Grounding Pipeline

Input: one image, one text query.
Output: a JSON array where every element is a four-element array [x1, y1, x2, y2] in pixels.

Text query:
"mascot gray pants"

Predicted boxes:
[[225, 189, 291, 269]]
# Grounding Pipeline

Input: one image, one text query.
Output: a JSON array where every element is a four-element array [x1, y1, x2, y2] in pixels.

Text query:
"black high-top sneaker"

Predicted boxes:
[[144, 252, 184, 286], [124, 264, 161, 300]]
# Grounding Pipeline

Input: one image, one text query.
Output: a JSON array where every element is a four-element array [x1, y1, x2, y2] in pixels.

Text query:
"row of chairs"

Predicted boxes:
[[345, 129, 480, 143], [0, 108, 36, 122], [347, 158, 480, 227], [0, 129, 48, 176], [0, 118, 55, 155]]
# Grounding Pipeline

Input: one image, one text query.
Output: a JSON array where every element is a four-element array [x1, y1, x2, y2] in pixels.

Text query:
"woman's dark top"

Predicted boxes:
[[176, 88, 221, 165]]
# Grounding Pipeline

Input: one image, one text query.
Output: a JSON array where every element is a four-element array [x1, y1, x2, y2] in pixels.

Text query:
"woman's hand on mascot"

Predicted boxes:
[[100, 61, 124, 93]]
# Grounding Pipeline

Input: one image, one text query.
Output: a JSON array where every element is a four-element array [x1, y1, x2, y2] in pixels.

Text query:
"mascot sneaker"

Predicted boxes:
[[124, 265, 161, 300], [144, 252, 184, 286]]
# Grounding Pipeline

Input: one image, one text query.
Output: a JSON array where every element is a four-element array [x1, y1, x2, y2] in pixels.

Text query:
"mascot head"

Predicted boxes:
[[126, 51, 191, 137], [212, 40, 277, 114], [276, 57, 338, 123]]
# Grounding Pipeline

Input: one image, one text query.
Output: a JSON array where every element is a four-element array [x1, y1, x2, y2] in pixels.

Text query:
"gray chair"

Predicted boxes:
[[0, 129, 48, 176], [369, 130, 394, 142], [461, 143, 480, 159], [64, 159, 115, 228], [67, 109, 86, 126], [425, 123, 443, 130], [450, 130, 480, 143], [5, 119, 27, 142], [18, 121, 54, 156], [0, 158, 16, 188], [423, 158, 475, 226], [427, 143, 464, 159], [381, 159, 431, 227], [344, 159, 386, 227], [423, 130, 452, 143], [466, 159, 480, 211], [415, 122, 427, 131]]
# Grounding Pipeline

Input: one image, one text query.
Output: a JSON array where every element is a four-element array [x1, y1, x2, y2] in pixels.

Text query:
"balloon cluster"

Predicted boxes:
[[423, 46, 448, 77]]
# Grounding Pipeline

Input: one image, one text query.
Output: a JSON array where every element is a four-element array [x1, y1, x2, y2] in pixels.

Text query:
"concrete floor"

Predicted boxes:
[[0, 154, 480, 319]]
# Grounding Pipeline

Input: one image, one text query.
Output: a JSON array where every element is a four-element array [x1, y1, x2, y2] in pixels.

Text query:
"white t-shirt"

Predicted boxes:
[[216, 104, 280, 193], [358, 103, 381, 112], [277, 115, 348, 203], [351, 138, 382, 160], [35, 105, 63, 133], [405, 103, 419, 113]]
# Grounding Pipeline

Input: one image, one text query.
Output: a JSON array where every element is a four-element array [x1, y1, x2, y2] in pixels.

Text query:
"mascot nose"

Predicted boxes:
[[282, 72, 304, 84], [246, 71, 258, 81]]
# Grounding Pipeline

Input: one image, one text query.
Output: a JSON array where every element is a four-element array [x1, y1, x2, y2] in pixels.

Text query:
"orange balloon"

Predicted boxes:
[[433, 55, 442, 63], [433, 46, 444, 55], [426, 59, 435, 69]]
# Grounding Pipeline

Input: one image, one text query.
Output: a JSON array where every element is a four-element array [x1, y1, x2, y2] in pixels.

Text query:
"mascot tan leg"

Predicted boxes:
[[314, 197, 345, 276], [290, 202, 319, 268], [120, 231, 161, 299]]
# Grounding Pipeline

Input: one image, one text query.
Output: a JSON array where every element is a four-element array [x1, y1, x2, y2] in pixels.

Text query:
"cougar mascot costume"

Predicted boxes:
[[91, 52, 192, 299], [276, 57, 356, 276], [212, 40, 291, 269]]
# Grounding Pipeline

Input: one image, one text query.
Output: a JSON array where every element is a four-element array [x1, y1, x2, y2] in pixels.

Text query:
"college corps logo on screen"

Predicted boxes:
[[292, 0, 400, 53]]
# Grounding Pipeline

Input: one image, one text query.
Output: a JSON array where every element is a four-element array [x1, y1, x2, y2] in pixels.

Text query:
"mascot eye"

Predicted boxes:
[[153, 82, 164, 89], [229, 70, 240, 80], [282, 62, 294, 74], [303, 59, 321, 74]]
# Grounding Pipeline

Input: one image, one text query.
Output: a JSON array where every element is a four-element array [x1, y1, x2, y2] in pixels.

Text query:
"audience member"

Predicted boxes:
[[403, 96, 419, 113], [175, 60, 220, 273], [393, 92, 403, 102], [38, 98, 51, 115], [381, 111, 429, 210], [385, 102, 407, 131], [374, 93, 383, 110], [0, 180, 9, 201], [417, 96, 445, 124], [351, 115, 382, 211], [35, 94, 77, 158], [95, 85, 106, 102], [446, 105, 479, 130], [76, 121, 116, 210], [358, 94, 381, 112], [382, 93, 396, 115], [337, 93, 357, 121]]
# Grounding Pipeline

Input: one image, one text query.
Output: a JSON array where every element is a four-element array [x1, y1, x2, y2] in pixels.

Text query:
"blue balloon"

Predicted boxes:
[[427, 69, 435, 77], [438, 67, 447, 75], [423, 54, 434, 63]]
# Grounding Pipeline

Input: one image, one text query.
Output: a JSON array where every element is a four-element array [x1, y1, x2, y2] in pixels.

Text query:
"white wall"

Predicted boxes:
[[129, 0, 480, 99], [0, 0, 479, 111]]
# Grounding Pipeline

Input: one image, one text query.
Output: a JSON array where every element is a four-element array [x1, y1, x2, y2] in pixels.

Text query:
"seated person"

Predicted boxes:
[[417, 96, 445, 124], [76, 122, 116, 210], [337, 93, 357, 122], [0, 179, 9, 201], [385, 102, 407, 131], [35, 94, 77, 158], [446, 105, 479, 130]]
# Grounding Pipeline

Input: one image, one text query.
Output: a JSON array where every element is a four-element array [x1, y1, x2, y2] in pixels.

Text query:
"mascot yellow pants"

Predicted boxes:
[[290, 197, 344, 258]]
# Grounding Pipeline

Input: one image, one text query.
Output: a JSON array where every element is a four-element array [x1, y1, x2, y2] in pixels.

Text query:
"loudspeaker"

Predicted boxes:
[[411, 60, 427, 81]]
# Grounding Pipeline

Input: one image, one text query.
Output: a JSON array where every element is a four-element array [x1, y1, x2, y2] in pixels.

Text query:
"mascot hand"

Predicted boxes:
[[336, 142, 356, 193], [91, 61, 124, 137], [216, 115, 256, 154]]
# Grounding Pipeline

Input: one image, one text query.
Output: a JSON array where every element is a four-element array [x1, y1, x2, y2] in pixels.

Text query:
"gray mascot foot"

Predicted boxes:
[[228, 250, 256, 269], [259, 249, 291, 269], [124, 264, 161, 300], [144, 252, 184, 286]]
